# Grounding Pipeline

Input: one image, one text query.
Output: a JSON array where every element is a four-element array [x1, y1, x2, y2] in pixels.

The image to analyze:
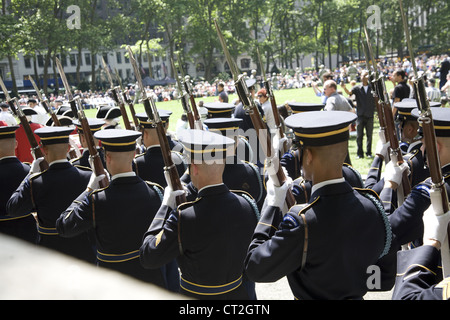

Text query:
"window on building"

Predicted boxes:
[[196, 63, 204, 72], [24, 57, 31, 69], [116, 51, 122, 64], [241, 58, 250, 69], [70, 54, 77, 66], [37, 55, 44, 68], [85, 53, 91, 65]]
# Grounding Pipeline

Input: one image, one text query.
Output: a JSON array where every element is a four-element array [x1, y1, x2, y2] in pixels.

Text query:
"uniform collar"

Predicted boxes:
[[0, 156, 18, 161], [197, 183, 228, 197], [310, 177, 349, 199], [49, 159, 70, 167], [111, 172, 136, 181], [407, 140, 422, 154]]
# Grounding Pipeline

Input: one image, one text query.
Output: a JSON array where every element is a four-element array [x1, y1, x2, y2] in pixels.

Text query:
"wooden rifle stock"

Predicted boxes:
[[178, 56, 202, 130], [415, 77, 450, 209], [171, 57, 198, 130], [236, 76, 296, 209], [214, 19, 295, 209], [75, 99, 109, 188], [111, 88, 132, 130], [143, 98, 186, 205], [376, 78, 411, 197], [257, 47, 288, 154], [127, 45, 186, 205], [123, 92, 140, 129]]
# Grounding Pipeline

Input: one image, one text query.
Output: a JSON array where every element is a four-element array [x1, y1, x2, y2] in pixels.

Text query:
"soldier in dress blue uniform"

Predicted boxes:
[[381, 107, 450, 251], [182, 117, 266, 211], [69, 118, 106, 169], [133, 111, 186, 188], [365, 101, 434, 195], [0, 125, 37, 244], [203, 101, 236, 119], [56, 129, 178, 291], [245, 111, 393, 299], [279, 102, 364, 204], [6, 126, 94, 263], [140, 129, 259, 300], [392, 201, 450, 300]]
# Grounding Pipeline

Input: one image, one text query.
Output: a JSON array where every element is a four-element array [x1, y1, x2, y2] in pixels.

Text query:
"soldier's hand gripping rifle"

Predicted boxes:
[[29, 75, 61, 126], [0, 76, 48, 170], [214, 20, 295, 209], [127, 46, 186, 205], [55, 57, 79, 120], [102, 58, 132, 130], [74, 96, 109, 189], [364, 28, 411, 201], [399, 0, 450, 275], [257, 46, 288, 155], [176, 55, 203, 130], [170, 57, 196, 130]]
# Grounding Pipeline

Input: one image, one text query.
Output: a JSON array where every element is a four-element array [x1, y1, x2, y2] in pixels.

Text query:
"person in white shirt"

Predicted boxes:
[[426, 78, 441, 102], [0, 103, 17, 126], [28, 98, 48, 125]]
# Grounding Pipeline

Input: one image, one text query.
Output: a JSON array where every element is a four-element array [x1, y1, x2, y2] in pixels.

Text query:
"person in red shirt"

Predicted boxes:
[[15, 108, 44, 163]]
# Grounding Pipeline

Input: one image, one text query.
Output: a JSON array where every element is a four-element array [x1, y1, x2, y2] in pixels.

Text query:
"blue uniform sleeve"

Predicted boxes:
[[6, 175, 35, 218], [55, 189, 95, 238], [245, 206, 306, 282], [140, 205, 181, 269]]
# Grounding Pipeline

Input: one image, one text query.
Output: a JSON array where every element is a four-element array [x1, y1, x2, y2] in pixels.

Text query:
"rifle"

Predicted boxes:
[[399, 0, 450, 275], [177, 55, 203, 130], [362, 29, 388, 156], [364, 27, 411, 201], [256, 46, 288, 154], [170, 57, 196, 130], [0, 76, 48, 170], [114, 67, 140, 129], [29, 75, 61, 126], [102, 58, 132, 130], [55, 57, 78, 120], [214, 20, 295, 209], [127, 46, 186, 205], [74, 96, 109, 188]]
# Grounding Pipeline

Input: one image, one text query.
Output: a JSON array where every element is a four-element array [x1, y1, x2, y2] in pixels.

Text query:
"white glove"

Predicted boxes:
[[384, 161, 409, 186], [266, 175, 293, 212], [375, 139, 390, 160], [265, 155, 281, 177], [378, 129, 387, 145], [87, 172, 106, 191], [274, 136, 288, 155], [162, 186, 186, 210], [423, 204, 450, 246], [30, 157, 45, 174]]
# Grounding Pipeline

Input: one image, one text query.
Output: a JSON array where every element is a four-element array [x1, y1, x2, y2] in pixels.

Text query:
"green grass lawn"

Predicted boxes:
[[85, 83, 394, 177]]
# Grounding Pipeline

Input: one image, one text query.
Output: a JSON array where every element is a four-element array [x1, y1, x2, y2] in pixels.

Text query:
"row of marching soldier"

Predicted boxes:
[[1, 74, 449, 300], [2, 19, 450, 298]]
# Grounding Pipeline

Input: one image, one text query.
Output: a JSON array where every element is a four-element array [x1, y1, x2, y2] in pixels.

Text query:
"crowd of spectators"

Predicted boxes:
[[8, 53, 450, 111]]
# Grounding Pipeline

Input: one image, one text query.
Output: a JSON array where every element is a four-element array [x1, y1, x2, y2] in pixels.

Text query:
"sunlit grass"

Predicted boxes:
[[85, 83, 393, 177]]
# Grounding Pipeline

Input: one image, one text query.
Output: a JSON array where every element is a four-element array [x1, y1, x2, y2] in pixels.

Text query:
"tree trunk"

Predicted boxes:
[[7, 55, 18, 97]]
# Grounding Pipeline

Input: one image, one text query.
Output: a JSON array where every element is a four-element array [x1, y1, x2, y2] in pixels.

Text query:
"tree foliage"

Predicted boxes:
[[1, 0, 448, 90]]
